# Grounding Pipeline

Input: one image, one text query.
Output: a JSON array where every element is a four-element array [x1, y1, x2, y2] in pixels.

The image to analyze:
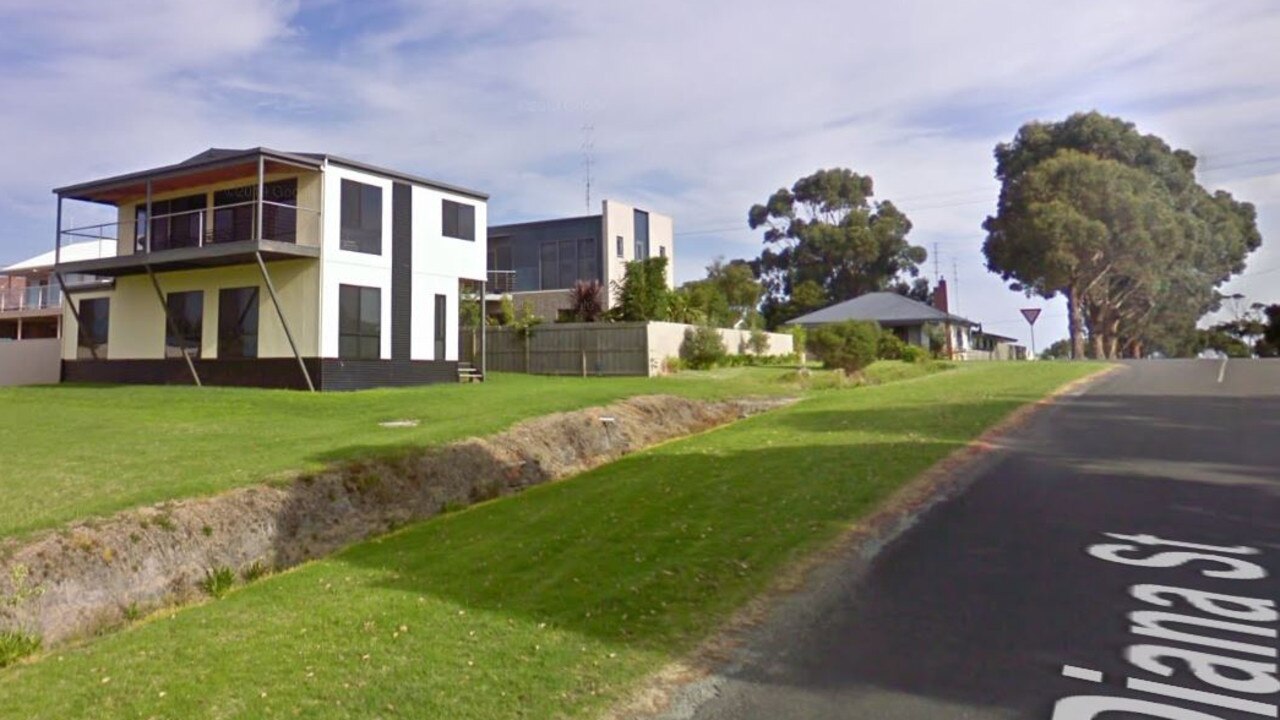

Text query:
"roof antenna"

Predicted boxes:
[[951, 257, 960, 314], [581, 123, 594, 212], [933, 242, 941, 282]]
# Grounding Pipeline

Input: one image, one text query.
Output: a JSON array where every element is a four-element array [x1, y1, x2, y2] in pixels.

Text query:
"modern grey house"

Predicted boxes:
[[486, 199, 673, 320], [787, 280, 977, 358]]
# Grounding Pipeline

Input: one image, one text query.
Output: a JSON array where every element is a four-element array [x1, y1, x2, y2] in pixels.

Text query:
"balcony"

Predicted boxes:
[[55, 202, 321, 278], [487, 270, 518, 294], [0, 285, 61, 315]]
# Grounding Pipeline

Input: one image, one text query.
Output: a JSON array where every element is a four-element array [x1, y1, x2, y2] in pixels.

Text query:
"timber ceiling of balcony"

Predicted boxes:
[[53, 149, 324, 205]]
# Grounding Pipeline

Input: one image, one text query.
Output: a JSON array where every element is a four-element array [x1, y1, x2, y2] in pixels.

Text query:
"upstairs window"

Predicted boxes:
[[338, 284, 381, 360], [442, 199, 476, 241], [616, 235, 624, 258], [77, 297, 109, 360], [633, 209, 650, 260], [165, 290, 203, 359], [212, 179, 298, 244], [218, 287, 259, 359], [340, 180, 382, 254], [135, 193, 207, 252]]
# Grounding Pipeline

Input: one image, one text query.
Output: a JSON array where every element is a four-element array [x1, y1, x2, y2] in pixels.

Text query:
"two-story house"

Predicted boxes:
[[486, 200, 674, 321], [52, 148, 488, 390]]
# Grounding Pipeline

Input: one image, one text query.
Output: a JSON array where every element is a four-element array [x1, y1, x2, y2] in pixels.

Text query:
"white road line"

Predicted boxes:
[[1218, 357, 1229, 384], [1061, 665, 1104, 683]]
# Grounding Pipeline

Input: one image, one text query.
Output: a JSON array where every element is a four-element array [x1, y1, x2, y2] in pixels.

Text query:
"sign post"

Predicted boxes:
[[1020, 308, 1042, 358]]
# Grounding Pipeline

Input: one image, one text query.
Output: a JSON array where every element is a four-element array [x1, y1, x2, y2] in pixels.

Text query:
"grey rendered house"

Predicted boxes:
[[486, 199, 674, 321]]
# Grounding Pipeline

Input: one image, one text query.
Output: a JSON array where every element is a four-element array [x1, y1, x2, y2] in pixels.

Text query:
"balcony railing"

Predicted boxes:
[[58, 201, 320, 257], [487, 270, 517, 294], [0, 285, 61, 313]]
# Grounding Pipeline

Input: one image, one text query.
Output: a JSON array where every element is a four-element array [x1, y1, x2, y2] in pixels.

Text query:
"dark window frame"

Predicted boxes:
[[135, 193, 208, 253], [442, 199, 476, 241], [165, 290, 204, 359], [340, 180, 383, 255], [212, 178, 298, 245], [338, 284, 381, 360], [616, 235, 624, 258], [77, 297, 109, 360], [217, 286, 260, 359]]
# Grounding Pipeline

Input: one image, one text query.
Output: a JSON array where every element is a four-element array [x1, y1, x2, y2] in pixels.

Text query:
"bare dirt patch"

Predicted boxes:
[[0, 394, 791, 647]]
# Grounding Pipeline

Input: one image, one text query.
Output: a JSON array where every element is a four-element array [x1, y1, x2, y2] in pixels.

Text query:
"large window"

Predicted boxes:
[[442, 200, 476, 241], [218, 287, 259, 359], [633, 209, 650, 260], [538, 237, 599, 290], [338, 284, 381, 360], [212, 179, 298, 244], [165, 290, 203, 359], [77, 297, 109, 359], [340, 180, 382, 254], [135, 193, 207, 252]]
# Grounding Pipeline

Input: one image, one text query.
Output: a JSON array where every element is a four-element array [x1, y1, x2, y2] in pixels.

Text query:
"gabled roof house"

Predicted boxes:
[[787, 280, 977, 357]]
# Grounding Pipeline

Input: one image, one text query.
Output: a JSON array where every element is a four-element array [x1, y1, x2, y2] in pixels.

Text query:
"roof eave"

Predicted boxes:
[[52, 147, 325, 203]]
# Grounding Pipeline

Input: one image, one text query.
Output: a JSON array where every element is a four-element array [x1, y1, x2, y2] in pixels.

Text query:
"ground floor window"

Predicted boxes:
[[218, 287, 259, 358], [339, 284, 381, 360], [165, 290, 203, 359], [78, 297, 109, 359]]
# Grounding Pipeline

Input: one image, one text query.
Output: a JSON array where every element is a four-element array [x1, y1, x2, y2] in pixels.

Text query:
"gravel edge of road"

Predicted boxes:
[[604, 363, 1124, 720]]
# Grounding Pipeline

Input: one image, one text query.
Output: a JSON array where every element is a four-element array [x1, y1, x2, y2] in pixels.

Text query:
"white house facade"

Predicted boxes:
[[52, 148, 487, 390]]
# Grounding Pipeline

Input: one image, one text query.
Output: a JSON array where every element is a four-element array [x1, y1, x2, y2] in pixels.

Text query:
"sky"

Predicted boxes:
[[1, 0, 1277, 347]]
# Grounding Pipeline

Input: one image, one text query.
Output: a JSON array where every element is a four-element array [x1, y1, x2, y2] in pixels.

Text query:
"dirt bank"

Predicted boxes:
[[0, 395, 790, 646]]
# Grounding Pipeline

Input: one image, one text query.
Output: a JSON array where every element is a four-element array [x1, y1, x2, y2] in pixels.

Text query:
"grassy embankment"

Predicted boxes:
[[0, 362, 1102, 719]]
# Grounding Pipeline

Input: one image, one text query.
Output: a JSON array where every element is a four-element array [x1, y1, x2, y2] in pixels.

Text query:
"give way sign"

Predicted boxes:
[[1021, 308, 1042, 326]]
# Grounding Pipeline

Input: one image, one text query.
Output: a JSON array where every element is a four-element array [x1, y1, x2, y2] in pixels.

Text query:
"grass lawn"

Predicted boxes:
[[0, 362, 1103, 719], [0, 367, 825, 540]]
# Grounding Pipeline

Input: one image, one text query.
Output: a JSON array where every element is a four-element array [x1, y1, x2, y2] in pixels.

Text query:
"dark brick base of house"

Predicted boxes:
[[62, 358, 459, 391]]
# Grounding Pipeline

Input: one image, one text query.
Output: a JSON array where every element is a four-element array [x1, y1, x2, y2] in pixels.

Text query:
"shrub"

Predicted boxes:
[[877, 331, 906, 360], [900, 344, 927, 363], [789, 325, 808, 363], [661, 355, 684, 374], [748, 328, 771, 356], [566, 280, 605, 322], [808, 321, 880, 374], [680, 325, 727, 369], [200, 567, 236, 599], [0, 632, 40, 668]]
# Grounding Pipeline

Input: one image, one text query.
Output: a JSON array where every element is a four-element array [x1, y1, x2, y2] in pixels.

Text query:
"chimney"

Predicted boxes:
[[932, 278, 949, 314]]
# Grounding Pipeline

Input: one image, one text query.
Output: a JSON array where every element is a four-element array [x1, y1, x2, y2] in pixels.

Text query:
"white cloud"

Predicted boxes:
[[1, 0, 1277, 348]]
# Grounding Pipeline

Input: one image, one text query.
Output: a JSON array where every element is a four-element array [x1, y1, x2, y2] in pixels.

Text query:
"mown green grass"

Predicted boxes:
[[0, 362, 1103, 719], [0, 367, 812, 539]]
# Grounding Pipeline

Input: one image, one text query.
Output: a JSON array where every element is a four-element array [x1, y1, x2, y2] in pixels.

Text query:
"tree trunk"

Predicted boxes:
[[1067, 287, 1086, 360]]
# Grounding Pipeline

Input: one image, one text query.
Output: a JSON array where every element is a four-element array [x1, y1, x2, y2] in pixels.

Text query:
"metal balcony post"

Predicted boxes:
[[255, 251, 315, 392], [145, 180, 153, 253], [256, 156, 265, 242], [54, 195, 63, 265]]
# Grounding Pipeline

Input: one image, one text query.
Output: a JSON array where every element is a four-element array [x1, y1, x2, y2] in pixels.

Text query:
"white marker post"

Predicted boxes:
[[1021, 308, 1042, 358]]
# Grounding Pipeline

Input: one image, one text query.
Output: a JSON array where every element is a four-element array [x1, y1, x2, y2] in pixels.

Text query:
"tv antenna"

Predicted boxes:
[[581, 123, 595, 212], [952, 257, 960, 313], [933, 242, 941, 282]]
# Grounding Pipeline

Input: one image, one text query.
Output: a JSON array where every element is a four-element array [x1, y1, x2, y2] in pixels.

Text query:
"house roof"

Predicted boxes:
[[3, 240, 115, 273], [975, 330, 1020, 343], [53, 147, 489, 205], [787, 292, 976, 327]]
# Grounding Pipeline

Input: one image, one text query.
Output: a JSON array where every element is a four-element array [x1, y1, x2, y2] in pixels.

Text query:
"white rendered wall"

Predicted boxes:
[[318, 165, 394, 359], [409, 184, 486, 361]]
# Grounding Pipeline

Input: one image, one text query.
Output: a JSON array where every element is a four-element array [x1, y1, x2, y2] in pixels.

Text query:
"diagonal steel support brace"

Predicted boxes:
[[254, 251, 315, 392], [144, 264, 202, 386]]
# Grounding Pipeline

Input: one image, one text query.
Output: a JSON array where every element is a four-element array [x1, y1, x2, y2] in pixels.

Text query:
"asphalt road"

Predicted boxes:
[[682, 359, 1280, 720]]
